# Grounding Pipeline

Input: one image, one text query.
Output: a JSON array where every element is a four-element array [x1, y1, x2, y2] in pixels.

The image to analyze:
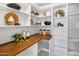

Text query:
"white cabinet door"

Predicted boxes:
[[17, 43, 38, 56]]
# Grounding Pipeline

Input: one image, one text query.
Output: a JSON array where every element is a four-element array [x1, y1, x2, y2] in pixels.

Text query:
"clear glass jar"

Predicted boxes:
[[43, 29, 46, 35], [47, 29, 50, 34]]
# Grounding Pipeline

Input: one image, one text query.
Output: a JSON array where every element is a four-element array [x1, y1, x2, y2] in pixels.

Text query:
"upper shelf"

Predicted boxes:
[[0, 4, 30, 15], [0, 33, 52, 56], [31, 14, 52, 18], [53, 17, 66, 19], [0, 25, 31, 28]]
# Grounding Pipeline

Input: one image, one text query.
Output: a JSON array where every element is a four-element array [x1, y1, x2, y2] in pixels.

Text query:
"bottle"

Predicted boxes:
[[22, 31, 27, 39], [41, 22, 45, 26], [26, 32, 30, 38], [39, 29, 42, 34]]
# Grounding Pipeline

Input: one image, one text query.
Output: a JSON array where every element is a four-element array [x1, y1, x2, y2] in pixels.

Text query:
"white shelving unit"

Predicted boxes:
[[53, 4, 69, 56], [30, 4, 53, 56], [31, 6, 52, 27], [31, 3, 79, 56]]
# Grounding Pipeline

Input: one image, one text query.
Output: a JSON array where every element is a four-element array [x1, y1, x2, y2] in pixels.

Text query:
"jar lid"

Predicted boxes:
[[43, 29, 46, 31], [39, 29, 42, 31], [47, 30, 50, 31]]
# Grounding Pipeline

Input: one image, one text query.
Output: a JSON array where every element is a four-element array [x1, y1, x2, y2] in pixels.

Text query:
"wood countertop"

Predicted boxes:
[[0, 33, 52, 56]]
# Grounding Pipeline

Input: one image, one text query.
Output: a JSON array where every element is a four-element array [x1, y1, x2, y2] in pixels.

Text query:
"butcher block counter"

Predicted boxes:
[[0, 33, 52, 56]]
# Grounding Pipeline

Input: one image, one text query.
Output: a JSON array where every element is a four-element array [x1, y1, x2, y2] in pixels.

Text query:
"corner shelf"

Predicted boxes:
[[31, 25, 52, 27], [31, 14, 51, 18]]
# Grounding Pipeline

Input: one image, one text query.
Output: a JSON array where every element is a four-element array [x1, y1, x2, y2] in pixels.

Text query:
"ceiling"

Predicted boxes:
[[31, 3, 51, 10], [35, 3, 51, 7]]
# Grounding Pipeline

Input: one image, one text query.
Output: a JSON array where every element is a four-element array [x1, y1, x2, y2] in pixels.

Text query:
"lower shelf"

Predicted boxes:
[[38, 49, 49, 56], [38, 41, 49, 51]]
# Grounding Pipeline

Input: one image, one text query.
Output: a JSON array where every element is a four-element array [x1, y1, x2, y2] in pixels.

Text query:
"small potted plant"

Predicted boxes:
[[12, 33, 26, 44]]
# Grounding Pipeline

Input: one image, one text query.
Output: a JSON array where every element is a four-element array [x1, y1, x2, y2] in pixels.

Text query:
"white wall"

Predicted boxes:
[[0, 3, 38, 44], [0, 5, 30, 26], [0, 27, 38, 44]]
